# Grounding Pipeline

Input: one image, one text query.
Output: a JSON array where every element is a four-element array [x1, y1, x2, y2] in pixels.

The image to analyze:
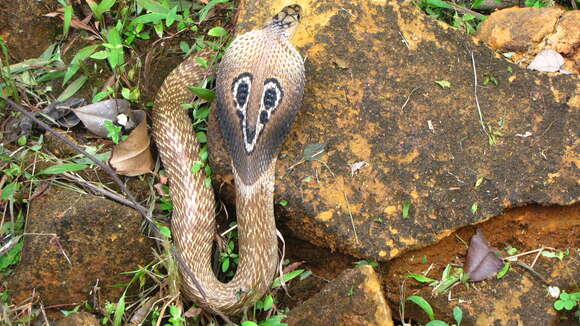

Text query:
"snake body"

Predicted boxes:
[[152, 5, 304, 313]]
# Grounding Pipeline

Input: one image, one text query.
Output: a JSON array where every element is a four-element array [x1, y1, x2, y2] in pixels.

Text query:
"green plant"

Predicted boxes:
[[219, 240, 239, 275], [554, 291, 580, 311], [104, 120, 125, 144], [406, 295, 464, 325], [418, 0, 486, 35]]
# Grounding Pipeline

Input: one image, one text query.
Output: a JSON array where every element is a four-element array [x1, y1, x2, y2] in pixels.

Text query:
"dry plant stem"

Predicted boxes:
[[515, 261, 549, 285], [470, 52, 491, 140]]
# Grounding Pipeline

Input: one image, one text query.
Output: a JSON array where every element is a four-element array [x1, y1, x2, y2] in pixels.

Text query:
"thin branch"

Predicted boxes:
[[470, 52, 491, 140]]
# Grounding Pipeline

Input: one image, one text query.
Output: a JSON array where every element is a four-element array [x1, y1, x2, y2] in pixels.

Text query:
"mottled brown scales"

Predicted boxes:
[[152, 5, 305, 314]]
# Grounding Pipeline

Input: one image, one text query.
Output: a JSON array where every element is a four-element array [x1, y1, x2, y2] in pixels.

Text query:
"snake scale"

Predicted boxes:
[[152, 5, 305, 313]]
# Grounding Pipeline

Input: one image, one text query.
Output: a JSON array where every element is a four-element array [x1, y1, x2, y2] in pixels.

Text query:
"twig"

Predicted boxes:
[[503, 247, 555, 261], [515, 261, 549, 285], [62, 172, 146, 212], [342, 191, 359, 245], [470, 52, 491, 140], [398, 31, 410, 50], [401, 87, 420, 110]]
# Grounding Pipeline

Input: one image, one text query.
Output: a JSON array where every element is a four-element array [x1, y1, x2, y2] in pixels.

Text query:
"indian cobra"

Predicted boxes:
[[152, 5, 305, 313]]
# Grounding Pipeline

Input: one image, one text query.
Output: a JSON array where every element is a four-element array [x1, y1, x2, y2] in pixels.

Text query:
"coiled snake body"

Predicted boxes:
[[152, 6, 305, 313]]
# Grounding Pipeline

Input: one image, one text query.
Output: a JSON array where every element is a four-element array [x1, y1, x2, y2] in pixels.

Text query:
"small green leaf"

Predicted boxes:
[[191, 161, 204, 174], [303, 142, 327, 160], [179, 41, 190, 53], [402, 201, 411, 219], [121, 88, 131, 100], [113, 293, 125, 326], [90, 50, 109, 60], [424, 0, 453, 8], [137, 0, 170, 15], [159, 226, 171, 238], [198, 0, 230, 22], [406, 273, 436, 283], [453, 306, 463, 325], [541, 249, 568, 261], [63, 5, 73, 36], [196, 131, 207, 143], [221, 257, 230, 272], [475, 176, 484, 188], [17, 135, 27, 146], [195, 57, 208, 68], [434, 80, 451, 88], [1, 182, 19, 201], [37, 163, 88, 175], [262, 295, 274, 311], [279, 200, 288, 207], [98, 0, 117, 13], [425, 321, 449, 326], [407, 295, 435, 320], [208, 26, 227, 37], [241, 322, 258, 326], [58, 75, 88, 101], [272, 269, 304, 287], [470, 202, 478, 214], [165, 6, 178, 27], [507, 66, 513, 73], [299, 270, 313, 280], [188, 86, 215, 102], [496, 263, 510, 279]]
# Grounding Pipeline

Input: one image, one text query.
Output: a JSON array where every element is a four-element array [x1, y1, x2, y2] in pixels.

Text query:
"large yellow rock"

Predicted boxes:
[[209, 0, 579, 262]]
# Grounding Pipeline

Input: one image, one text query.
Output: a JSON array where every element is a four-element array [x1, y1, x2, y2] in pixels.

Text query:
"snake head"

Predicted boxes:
[[216, 5, 305, 185]]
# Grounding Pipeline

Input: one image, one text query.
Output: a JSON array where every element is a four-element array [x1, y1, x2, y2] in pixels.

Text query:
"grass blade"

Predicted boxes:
[[58, 75, 88, 101], [406, 295, 435, 320]]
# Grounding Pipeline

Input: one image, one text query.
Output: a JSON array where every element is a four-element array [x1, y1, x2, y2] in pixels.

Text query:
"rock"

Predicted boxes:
[[55, 312, 100, 326], [0, 0, 60, 60], [478, 8, 579, 73], [7, 187, 155, 310], [382, 204, 580, 325], [287, 265, 393, 326], [208, 0, 579, 262]]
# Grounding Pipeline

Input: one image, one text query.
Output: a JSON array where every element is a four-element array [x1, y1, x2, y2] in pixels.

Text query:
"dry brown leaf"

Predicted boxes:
[[109, 110, 154, 176], [72, 99, 132, 137]]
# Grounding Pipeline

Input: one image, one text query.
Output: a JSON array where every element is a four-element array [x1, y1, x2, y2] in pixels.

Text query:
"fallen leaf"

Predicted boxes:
[[527, 49, 564, 73], [72, 99, 132, 137], [109, 110, 154, 176], [303, 142, 327, 161], [464, 229, 504, 282]]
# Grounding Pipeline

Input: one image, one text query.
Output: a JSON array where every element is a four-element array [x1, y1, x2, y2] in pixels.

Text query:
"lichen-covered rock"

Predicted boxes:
[[287, 265, 393, 326], [55, 312, 100, 326], [478, 8, 579, 73], [7, 188, 154, 307], [209, 0, 579, 262]]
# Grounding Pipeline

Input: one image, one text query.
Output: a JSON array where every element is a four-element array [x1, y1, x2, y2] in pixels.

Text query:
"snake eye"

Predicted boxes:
[[232, 73, 253, 110]]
